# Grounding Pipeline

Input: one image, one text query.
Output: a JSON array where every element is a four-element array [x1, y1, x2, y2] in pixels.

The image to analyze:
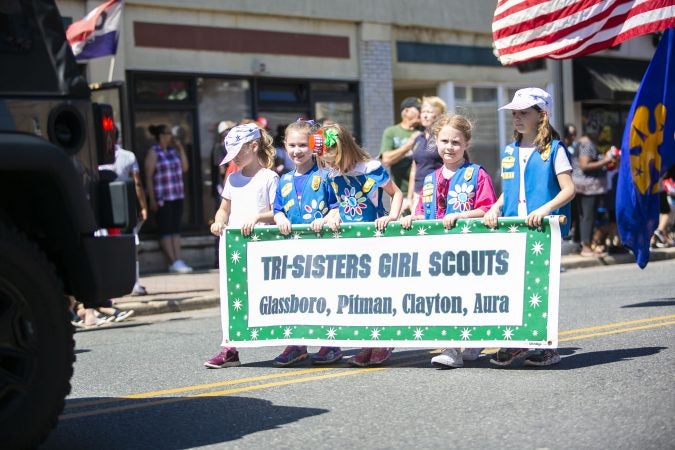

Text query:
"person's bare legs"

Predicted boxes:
[[160, 235, 177, 264], [171, 234, 182, 262]]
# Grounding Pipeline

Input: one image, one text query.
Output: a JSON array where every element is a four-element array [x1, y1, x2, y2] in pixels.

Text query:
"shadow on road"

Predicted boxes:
[[42, 396, 328, 449], [622, 298, 675, 308], [526, 346, 668, 370]]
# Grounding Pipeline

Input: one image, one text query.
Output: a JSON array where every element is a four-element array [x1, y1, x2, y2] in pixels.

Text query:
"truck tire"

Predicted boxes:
[[0, 221, 74, 449]]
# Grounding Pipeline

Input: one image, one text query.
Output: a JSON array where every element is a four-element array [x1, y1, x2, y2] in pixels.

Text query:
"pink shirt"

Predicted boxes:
[[414, 166, 496, 218]]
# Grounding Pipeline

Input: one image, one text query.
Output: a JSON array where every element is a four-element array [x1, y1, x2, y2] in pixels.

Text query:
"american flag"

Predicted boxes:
[[492, 0, 675, 65]]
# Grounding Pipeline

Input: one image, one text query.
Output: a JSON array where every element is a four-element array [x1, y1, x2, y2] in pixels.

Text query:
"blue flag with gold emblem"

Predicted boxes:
[[616, 28, 675, 269]]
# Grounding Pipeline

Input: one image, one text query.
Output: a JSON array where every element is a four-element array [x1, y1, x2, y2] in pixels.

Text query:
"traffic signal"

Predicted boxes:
[[92, 102, 115, 165]]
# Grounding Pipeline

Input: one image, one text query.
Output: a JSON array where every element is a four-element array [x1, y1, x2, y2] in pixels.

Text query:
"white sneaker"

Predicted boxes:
[[169, 259, 193, 273], [431, 348, 463, 368], [131, 283, 147, 296], [461, 347, 483, 361]]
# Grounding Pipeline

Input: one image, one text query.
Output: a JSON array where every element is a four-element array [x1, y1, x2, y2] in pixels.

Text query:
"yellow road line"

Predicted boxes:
[[65, 367, 334, 409], [559, 314, 675, 336], [61, 358, 428, 420], [560, 320, 675, 342]]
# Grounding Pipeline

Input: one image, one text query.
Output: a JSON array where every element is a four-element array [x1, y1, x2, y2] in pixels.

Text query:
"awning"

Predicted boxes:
[[573, 56, 649, 103]]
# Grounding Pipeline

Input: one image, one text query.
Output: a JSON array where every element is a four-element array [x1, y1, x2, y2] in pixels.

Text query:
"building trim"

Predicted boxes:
[[133, 21, 350, 58]]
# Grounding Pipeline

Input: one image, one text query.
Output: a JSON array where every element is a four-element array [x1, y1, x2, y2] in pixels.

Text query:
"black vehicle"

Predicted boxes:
[[0, 0, 136, 447]]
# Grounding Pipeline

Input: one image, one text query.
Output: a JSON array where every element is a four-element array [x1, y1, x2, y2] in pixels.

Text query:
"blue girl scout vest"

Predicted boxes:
[[279, 165, 331, 223], [422, 162, 481, 219], [330, 172, 386, 222], [500, 139, 571, 236]]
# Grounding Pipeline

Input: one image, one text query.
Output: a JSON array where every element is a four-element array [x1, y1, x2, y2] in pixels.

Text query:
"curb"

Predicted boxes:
[[562, 246, 675, 270], [121, 295, 220, 317]]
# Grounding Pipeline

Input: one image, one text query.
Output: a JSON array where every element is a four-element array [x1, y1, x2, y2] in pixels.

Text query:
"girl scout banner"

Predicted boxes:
[[219, 218, 562, 348]]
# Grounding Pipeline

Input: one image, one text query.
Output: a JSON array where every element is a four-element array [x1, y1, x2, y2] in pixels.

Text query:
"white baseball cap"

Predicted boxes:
[[217, 120, 236, 135], [499, 87, 552, 115], [220, 123, 261, 165]]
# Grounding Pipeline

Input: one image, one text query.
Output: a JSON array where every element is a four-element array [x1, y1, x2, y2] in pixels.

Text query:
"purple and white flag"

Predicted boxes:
[[66, 0, 123, 61]]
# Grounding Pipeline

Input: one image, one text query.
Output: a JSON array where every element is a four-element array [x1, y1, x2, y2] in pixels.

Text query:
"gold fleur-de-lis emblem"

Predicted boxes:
[[630, 103, 665, 194]]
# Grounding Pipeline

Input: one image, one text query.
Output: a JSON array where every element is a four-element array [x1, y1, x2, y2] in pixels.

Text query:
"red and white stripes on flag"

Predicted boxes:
[[66, 0, 123, 61], [492, 0, 675, 65]]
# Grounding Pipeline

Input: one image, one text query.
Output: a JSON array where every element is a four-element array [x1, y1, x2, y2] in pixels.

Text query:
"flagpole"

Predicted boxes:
[[108, 56, 115, 82]]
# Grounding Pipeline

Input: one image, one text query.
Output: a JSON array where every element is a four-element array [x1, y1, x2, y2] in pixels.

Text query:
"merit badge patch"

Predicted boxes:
[[502, 172, 515, 180], [311, 176, 321, 191], [502, 156, 515, 170], [283, 199, 295, 211], [464, 166, 474, 181], [281, 183, 293, 197], [362, 178, 375, 193]]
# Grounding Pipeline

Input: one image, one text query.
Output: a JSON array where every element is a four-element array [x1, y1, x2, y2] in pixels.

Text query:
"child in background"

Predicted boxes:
[[483, 87, 575, 367], [401, 113, 497, 368], [272, 119, 342, 366], [205, 123, 279, 369], [314, 122, 403, 367]]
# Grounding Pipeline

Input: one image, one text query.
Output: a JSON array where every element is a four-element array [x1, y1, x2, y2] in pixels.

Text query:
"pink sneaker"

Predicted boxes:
[[369, 348, 393, 365], [347, 348, 373, 367], [204, 348, 241, 368]]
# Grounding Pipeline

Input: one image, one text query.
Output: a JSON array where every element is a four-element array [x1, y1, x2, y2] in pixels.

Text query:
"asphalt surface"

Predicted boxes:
[[45, 258, 675, 449]]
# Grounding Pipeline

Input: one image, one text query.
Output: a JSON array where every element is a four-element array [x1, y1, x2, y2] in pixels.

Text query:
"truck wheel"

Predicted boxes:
[[0, 221, 74, 449]]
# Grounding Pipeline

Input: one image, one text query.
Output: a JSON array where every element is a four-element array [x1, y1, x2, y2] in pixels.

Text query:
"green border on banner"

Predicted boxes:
[[221, 218, 560, 348]]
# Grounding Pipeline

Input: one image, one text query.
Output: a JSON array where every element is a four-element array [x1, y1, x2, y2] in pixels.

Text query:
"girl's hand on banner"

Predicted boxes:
[[483, 207, 500, 228], [375, 216, 393, 231], [210, 221, 226, 236], [442, 213, 460, 229], [310, 218, 327, 232], [526, 207, 550, 228], [326, 216, 341, 232], [277, 217, 292, 235], [241, 218, 257, 236], [400, 215, 416, 229]]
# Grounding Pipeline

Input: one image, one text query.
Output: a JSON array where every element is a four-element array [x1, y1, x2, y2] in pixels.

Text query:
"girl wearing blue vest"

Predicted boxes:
[[272, 119, 342, 366], [401, 113, 497, 368], [483, 87, 575, 367], [315, 121, 403, 367]]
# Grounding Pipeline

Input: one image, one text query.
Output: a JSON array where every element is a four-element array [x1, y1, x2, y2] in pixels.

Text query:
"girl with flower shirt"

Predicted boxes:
[[400, 113, 497, 368], [313, 122, 403, 367]]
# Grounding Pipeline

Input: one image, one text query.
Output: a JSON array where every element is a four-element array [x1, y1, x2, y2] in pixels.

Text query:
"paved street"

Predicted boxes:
[[43, 259, 674, 449]]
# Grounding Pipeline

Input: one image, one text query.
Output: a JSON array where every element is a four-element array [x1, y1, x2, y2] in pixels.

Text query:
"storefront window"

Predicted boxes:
[[315, 101, 354, 131], [259, 82, 307, 104], [196, 78, 252, 222], [134, 78, 192, 102]]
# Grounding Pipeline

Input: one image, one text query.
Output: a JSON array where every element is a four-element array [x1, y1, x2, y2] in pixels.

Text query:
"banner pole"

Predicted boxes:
[[107, 56, 116, 82]]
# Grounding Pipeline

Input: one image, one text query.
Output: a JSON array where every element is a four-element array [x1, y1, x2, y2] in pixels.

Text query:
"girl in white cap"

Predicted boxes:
[[483, 87, 575, 367], [204, 123, 278, 368]]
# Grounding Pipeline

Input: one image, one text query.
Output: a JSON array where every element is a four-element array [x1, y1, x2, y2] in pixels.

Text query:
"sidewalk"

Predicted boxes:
[[113, 247, 675, 317]]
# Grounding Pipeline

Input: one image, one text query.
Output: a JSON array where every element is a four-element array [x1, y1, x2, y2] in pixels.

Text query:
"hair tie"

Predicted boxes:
[[295, 118, 316, 126], [309, 128, 339, 156]]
